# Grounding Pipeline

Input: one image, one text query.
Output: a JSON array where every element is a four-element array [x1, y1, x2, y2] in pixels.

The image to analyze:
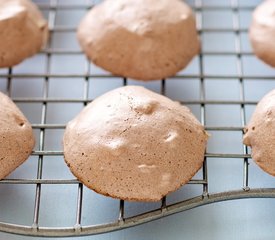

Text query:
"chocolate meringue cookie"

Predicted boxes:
[[77, 0, 200, 81], [243, 89, 275, 176], [63, 86, 208, 201], [0, 0, 48, 68], [249, 0, 275, 67], [0, 92, 35, 179]]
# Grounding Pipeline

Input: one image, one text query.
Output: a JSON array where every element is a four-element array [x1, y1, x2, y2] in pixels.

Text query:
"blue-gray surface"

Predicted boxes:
[[1, 0, 275, 239]]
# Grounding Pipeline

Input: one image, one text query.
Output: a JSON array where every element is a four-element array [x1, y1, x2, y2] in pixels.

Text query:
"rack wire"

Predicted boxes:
[[0, 0, 275, 237]]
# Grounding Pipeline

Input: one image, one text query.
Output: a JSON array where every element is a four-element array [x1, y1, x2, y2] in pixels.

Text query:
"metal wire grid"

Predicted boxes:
[[0, 0, 274, 237]]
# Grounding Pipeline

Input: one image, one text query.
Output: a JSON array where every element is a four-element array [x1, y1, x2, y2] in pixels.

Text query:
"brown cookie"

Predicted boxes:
[[243, 89, 275, 176], [77, 0, 200, 81], [0, 0, 48, 68], [0, 92, 35, 179], [63, 86, 208, 201], [249, 0, 275, 67]]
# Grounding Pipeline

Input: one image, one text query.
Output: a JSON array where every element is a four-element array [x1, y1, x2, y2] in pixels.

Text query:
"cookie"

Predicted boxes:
[[243, 89, 275, 176], [77, 0, 200, 81], [249, 0, 275, 67], [63, 86, 208, 201], [0, 92, 35, 179], [0, 0, 48, 68]]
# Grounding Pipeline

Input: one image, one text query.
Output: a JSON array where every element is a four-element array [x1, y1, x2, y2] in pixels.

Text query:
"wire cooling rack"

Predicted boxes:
[[0, 0, 275, 237]]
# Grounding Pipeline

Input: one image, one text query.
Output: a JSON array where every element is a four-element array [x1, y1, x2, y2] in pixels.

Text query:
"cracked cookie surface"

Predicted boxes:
[[243, 89, 275, 176], [63, 86, 208, 201], [0, 91, 35, 179]]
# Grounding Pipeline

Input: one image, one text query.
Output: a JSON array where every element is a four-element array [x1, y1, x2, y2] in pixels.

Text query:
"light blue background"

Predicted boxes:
[[1, 0, 275, 239]]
